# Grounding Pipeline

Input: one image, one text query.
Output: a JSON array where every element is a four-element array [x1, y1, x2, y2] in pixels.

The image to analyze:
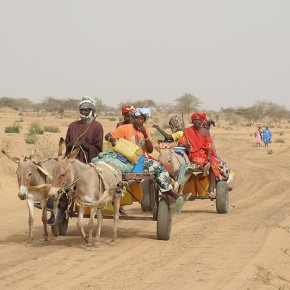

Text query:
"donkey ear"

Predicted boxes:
[[58, 137, 66, 157], [67, 146, 80, 160], [1, 150, 20, 164], [29, 149, 36, 160]]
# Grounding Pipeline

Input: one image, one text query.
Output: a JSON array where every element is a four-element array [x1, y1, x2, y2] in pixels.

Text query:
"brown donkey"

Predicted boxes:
[[2, 150, 58, 246]]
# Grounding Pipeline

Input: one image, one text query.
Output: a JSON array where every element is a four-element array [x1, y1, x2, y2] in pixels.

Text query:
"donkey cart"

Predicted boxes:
[[182, 170, 229, 214], [50, 172, 173, 241]]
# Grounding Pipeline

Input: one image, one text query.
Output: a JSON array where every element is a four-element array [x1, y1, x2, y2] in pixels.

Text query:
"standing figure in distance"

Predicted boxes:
[[262, 126, 272, 147], [255, 123, 264, 147]]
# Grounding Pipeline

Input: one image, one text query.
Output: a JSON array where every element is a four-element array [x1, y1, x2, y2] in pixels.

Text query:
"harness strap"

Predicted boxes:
[[35, 164, 53, 180], [28, 184, 51, 190], [76, 163, 124, 209]]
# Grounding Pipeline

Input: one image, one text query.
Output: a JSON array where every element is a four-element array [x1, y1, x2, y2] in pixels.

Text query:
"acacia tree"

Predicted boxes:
[[267, 104, 289, 126], [235, 106, 260, 125], [174, 93, 201, 115]]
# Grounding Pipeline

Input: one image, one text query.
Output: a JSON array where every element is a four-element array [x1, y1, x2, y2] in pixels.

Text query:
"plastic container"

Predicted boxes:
[[173, 146, 187, 154], [113, 138, 142, 164], [131, 155, 145, 172]]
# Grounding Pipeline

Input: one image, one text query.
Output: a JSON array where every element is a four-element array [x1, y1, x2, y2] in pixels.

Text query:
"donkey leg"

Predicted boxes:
[[40, 199, 48, 242], [27, 198, 35, 246], [95, 208, 103, 248], [85, 207, 97, 251], [76, 206, 88, 243], [110, 197, 121, 246]]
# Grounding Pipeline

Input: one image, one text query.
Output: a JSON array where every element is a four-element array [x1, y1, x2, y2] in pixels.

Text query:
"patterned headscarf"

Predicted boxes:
[[121, 105, 135, 116], [133, 108, 151, 120], [169, 115, 184, 133], [191, 112, 207, 123]]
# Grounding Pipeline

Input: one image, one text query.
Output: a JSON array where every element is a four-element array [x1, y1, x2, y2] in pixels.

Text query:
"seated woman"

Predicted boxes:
[[105, 108, 191, 213], [116, 105, 135, 128], [153, 115, 185, 143], [178, 112, 220, 198]]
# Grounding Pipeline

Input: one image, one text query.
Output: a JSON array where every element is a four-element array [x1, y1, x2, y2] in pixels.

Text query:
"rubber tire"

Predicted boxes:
[[141, 179, 152, 212], [51, 212, 69, 236], [157, 197, 172, 240], [215, 180, 229, 214]]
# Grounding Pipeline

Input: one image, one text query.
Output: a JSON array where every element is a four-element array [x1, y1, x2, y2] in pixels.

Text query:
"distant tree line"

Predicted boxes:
[[1, 94, 289, 125]]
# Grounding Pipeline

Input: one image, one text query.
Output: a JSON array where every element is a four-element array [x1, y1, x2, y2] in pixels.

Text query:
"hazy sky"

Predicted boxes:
[[1, 0, 289, 111]]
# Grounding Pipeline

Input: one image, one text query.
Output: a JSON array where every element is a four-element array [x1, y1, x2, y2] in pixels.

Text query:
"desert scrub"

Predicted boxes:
[[5, 123, 21, 133], [1, 137, 13, 152], [25, 134, 38, 144], [36, 136, 57, 159], [267, 149, 273, 155], [108, 117, 116, 121], [274, 138, 285, 143], [28, 122, 44, 135], [44, 126, 60, 133]]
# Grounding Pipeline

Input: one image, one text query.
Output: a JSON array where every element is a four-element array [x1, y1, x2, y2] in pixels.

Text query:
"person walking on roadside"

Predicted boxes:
[[255, 123, 264, 147], [262, 126, 272, 147]]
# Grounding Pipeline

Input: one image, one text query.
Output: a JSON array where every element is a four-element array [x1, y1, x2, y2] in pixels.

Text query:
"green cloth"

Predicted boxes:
[[91, 150, 134, 173]]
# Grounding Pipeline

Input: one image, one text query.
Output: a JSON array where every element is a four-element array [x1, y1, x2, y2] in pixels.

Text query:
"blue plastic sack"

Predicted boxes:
[[131, 155, 145, 172]]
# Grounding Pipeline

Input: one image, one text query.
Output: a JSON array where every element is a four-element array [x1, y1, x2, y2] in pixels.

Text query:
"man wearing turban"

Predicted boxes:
[[65, 96, 103, 163]]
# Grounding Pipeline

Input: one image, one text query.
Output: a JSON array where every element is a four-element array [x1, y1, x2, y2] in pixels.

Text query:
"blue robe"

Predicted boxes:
[[263, 129, 272, 144]]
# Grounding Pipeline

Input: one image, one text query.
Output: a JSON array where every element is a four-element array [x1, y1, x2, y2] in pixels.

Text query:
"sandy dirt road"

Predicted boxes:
[[0, 116, 289, 290]]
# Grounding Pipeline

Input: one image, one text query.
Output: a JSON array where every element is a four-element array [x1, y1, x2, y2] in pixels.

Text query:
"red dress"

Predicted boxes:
[[179, 126, 220, 177]]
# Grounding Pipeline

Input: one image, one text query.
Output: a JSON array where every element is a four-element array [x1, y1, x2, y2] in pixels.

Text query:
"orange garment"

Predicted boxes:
[[110, 124, 153, 154]]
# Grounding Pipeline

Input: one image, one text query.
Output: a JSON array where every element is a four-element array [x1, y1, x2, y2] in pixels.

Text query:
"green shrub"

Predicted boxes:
[[44, 126, 60, 133], [25, 134, 38, 144], [274, 138, 285, 143], [5, 123, 21, 133], [29, 122, 44, 135], [109, 117, 116, 121]]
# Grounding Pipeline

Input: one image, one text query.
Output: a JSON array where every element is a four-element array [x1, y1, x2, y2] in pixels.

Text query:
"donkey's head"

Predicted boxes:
[[48, 138, 79, 201], [2, 149, 39, 200]]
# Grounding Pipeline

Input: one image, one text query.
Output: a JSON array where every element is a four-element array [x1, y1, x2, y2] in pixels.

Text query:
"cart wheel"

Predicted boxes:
[[157, 197, 172, 240], [215, 180, 229, 214], [51, 213, 69, 236], [141, 179, 152, 212]]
